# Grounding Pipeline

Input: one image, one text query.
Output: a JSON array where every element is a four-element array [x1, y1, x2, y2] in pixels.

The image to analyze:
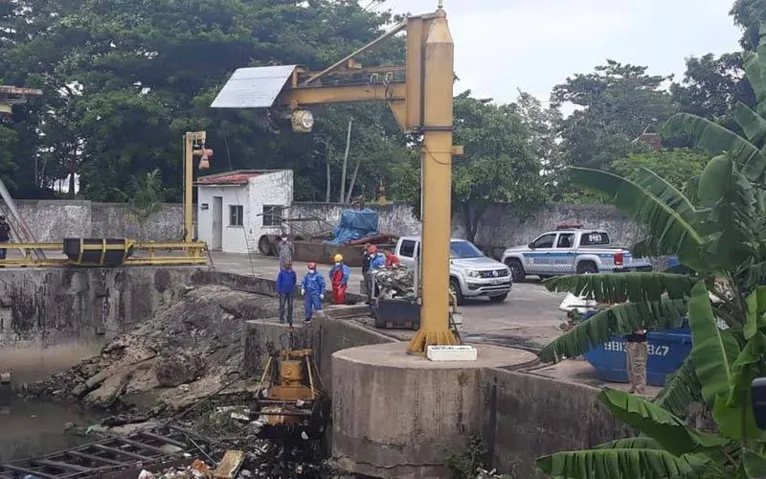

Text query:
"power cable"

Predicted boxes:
[[217, 109, 257, 279]]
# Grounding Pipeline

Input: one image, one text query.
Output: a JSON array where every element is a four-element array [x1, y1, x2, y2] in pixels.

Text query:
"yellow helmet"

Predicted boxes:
[[334, 254, 343, 263]]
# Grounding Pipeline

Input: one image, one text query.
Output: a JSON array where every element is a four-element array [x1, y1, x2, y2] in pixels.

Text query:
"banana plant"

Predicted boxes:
[[537, 282, 766, 478]]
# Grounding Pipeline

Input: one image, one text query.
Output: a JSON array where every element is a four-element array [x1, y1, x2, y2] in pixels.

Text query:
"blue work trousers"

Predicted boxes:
[[304, 293, 323, 320]]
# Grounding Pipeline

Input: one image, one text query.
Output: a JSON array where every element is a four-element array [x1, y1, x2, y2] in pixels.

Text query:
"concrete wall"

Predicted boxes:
[[7, 199, 642, 253], [11, 200, 185, 243], [481, 369, 626, 478], [0, 266, 199, 385], [290, 202, 642, 251], [91, 202, 185, 241]]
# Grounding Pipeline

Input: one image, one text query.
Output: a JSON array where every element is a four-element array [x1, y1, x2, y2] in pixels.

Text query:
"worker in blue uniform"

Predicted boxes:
[[301, 262, 325, 323]]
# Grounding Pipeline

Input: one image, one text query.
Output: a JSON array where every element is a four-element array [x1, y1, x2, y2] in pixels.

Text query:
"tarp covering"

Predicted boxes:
[[325, 208, 378, 245]]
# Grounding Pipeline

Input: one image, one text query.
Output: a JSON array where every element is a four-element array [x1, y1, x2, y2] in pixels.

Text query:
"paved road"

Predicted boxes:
[[210, 252, 662, 395], [210, 251, 567, 350]]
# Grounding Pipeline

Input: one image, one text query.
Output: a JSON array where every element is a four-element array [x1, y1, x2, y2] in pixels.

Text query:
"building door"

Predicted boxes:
[[212, 196, 223, 250]]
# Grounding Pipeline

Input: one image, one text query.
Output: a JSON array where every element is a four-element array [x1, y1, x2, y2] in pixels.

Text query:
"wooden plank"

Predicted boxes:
[[65, 450, 122, 466], [1, 464, 57, 479], [32, 459, 92, 473], [138, 431, 187, 449], [113, 438, 169, 455], [91, 444, 152, 461]]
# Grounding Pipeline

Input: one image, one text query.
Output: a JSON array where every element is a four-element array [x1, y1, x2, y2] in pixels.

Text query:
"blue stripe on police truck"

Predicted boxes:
[[522, 252, 617, 258]]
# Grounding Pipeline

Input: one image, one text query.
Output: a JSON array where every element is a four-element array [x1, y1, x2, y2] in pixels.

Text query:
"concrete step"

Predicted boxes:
[[325, 304, 370, 319]]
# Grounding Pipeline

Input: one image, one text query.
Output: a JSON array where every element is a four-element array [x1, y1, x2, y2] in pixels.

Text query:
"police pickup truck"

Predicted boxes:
[[500, 225, 651, 282]]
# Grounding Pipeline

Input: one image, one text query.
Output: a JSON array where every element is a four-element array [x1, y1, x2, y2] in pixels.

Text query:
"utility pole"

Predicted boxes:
[[339, 118, 353, 203]]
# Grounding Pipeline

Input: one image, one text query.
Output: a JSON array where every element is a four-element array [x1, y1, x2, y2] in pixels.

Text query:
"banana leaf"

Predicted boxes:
[[744, 449, 766, 478], [598, 389, 730, 456], [654, 355, 703, 418], [595, 437, 664, 450], [538, 298, 688, 363], [744, 287, 766, 340], [734, 102, 766, 147], [536, 448, 711, 479], [687, 282, 741, 406], [543, 273, 696, 303], [663, 113, 763, 182], [568, 167, 705, 269], [634, 167, 699, 224]]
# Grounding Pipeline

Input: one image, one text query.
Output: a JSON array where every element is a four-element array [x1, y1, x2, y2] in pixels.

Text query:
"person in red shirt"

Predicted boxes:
[[384, 249, 400, 268]]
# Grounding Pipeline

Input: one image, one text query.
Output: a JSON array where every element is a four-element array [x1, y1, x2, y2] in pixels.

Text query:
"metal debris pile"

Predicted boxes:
[[370, 265, 415, 299]]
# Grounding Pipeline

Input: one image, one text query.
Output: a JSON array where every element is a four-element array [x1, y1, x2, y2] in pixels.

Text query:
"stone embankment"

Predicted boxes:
[[25, 285, 293, 412]]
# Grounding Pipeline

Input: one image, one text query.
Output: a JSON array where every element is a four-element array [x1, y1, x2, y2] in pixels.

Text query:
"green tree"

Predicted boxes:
[[732, 0, 766, 49], [611, 149, 709, 193], [551, 60, 677, 173], [116, 168, 165, 242], [1, 0, 409, 202], [670, 53, 756, 130]]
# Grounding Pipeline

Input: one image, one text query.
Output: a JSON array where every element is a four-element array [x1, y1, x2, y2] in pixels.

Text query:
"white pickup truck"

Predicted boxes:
[[500, 226, 651, 282], [394, 236, 512, 305]]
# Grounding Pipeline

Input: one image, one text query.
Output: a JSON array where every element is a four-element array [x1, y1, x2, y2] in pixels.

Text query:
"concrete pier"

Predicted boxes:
[[331, 342, 537, 478]]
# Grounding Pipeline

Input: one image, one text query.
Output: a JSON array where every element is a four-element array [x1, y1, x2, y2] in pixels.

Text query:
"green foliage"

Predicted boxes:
[[446, 435, 489, 479], [670, 53, 756, 131], [537, 28, 766, 477], [612, 150, 709, 193], [0, 0, 410, 201], [550, 60, 676, 182], [116, 168, 165, 240], [451, 91, 546, 242]]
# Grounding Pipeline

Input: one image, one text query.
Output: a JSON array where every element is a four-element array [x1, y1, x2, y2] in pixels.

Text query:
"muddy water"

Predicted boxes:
[[0, 396, 101, 462]]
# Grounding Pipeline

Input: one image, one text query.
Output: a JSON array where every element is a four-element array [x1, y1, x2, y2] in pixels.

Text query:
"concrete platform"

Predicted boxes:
[[331, 342, 537, 479]]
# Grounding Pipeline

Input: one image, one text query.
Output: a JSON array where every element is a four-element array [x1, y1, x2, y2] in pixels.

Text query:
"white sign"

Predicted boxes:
[[427, 345, 478, 361]]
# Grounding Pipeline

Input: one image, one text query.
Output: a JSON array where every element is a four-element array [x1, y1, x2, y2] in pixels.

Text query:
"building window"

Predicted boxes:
[[229, 205, 243, 226], [262, 205, 283, 227]]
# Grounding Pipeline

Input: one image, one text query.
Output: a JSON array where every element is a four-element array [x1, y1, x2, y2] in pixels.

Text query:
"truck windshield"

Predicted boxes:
[[449, 240, 484, 259]]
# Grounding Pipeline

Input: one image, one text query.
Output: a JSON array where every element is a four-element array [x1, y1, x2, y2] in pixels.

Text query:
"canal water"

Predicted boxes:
[[0, 396, 101, 462]]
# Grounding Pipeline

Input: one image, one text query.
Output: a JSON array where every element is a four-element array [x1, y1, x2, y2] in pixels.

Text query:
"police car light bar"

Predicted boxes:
[[556, 223, 583, 230]]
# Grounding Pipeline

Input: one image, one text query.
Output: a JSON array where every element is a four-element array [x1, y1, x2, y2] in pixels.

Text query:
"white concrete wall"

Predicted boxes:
[[247, 170, 293, 247], [197, 171, 293, 254], [197, 185, 250, 253]]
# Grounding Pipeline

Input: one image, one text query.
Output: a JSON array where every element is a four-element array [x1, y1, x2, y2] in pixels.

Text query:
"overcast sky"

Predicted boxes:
[[377, 0, 743, 105]]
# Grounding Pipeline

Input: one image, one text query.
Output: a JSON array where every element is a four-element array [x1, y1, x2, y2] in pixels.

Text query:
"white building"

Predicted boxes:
[[195, 169, 293, 253]]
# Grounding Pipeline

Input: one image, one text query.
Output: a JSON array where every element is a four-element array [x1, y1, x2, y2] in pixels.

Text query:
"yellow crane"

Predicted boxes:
[[211, 4, 460, 353]]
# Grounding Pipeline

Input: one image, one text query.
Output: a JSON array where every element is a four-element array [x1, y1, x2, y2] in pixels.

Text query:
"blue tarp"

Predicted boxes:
[[325, 208, 379, 245]]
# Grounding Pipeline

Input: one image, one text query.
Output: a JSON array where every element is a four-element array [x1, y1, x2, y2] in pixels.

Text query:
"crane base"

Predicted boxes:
[[407, 327, 459, 354]]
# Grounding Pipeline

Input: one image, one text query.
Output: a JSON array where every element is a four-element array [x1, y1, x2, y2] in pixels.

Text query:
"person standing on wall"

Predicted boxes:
[[0, 216, 11, 261], [278, 234, 295, 269], [301, 262, 325, 324], [329, 254, 351, 305], [276, 262, 297, 325], [361, 243, 372, 295], [625, 328, 648, 394]]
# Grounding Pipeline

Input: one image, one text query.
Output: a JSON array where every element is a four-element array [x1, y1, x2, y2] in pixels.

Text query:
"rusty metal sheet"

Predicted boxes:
[[212, 450, 245, 479]]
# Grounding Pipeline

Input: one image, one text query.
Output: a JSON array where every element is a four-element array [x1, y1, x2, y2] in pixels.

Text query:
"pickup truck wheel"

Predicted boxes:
[[489, 292, 508, 303], [506, 259, 526, 282], [449, 278, 464, 306], [576, 261, 598, 274]]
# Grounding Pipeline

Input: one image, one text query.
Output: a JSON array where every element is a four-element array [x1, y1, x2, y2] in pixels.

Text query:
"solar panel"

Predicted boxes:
[[211, 65, 297, 109]]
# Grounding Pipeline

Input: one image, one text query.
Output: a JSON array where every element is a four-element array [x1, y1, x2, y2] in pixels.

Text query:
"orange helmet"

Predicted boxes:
[[368, 245, 378, 254], [308, 262, 317, 269]]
